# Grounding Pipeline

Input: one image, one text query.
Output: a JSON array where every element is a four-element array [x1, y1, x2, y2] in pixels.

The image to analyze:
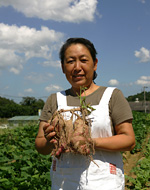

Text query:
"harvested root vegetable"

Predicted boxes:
[[70, 117, 94, 156], [48, 111, 69, 157], [49, 109, 95, 159], [48, 87, 96, 163]]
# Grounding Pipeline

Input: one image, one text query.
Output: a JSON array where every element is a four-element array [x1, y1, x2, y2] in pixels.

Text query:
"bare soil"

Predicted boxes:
[[123, 151, 142, 177], [123, 150, 144, 190], [123, 132, 150, 189]]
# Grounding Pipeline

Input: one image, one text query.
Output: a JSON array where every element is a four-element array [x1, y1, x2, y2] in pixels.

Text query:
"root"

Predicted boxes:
[[49, 87, 96, 164], [88, 155, 99, 168]]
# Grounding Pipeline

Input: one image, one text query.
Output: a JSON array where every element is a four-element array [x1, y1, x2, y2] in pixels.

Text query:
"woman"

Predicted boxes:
[[35, 38, 135, 190]]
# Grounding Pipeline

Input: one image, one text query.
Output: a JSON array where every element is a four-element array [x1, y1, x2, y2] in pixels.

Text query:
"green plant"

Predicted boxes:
[[131, 111, 150, 153], [0, 125, 52, 190], [126, 148, 150, 189], [1, 111, 150, 189], [125, 112, 150, 189]]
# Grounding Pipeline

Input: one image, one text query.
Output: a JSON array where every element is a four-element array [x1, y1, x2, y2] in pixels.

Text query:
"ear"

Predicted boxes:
[[94, 58, 98, 71]]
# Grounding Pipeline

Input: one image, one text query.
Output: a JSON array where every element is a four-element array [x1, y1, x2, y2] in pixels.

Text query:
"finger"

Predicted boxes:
[[45, 131, 56, 141], [50, 138, 57, 144], [43, 123, 50, 131], [44, 125, 54, 136]]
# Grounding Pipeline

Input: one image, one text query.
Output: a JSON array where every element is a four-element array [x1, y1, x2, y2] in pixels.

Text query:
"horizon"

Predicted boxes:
[[1, 89, 150, 104]]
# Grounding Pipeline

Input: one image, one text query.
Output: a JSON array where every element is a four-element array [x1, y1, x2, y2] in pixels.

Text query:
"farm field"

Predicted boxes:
[[0, 111, 150, 190]]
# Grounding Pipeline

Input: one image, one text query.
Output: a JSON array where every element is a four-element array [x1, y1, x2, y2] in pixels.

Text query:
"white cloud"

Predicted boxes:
[[135, 76, 150, 86], [0, 0, 98, 23], [25, 72, 54, 84], [45, 84, 62, 92], [42, 60, 61, 68], [139, 0, 146, 3], [108, 79, 119, 86], [9, 67, 23, 75], [24, 88, 34, 93], [0, 23, 64, 74], [0, 48, 23, 74], [135, 47, 150, 63]]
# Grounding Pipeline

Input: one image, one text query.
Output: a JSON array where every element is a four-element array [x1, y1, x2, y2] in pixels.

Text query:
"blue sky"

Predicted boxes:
[[0, 0, 150, 103]]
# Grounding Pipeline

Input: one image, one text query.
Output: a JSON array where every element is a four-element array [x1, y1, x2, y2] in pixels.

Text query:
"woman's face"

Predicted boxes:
[[62, 43, 97, 91]]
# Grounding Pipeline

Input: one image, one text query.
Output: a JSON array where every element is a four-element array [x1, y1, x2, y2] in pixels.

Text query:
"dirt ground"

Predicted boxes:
[[123, 132, 150, 189], [123, 150, 143, 189], [123, 151, 141, 176]]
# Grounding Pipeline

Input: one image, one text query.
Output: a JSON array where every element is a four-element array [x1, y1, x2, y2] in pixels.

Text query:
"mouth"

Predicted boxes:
[[73, 75, 84, 81], [73, 75, 84, 78]]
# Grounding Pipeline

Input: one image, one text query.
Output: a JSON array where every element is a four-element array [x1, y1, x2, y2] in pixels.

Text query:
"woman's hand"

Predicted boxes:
[[70, 135, 91, 155], [43, 122, 68, 158], [35, 121, 57, 155], [43, 123, 56, 143]]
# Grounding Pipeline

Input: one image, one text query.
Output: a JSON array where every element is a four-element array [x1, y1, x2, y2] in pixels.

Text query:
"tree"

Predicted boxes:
[[0, 97, 19, 118], [0, 96, 44, 118], [20, 97, 37, 106], [0, 97, 16, 106], [20, 97, 44, 115], [127, 91, 150, 102]]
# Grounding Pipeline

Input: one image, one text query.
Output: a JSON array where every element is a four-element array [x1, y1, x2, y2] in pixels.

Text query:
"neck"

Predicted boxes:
[[71, 83, 99, 96]]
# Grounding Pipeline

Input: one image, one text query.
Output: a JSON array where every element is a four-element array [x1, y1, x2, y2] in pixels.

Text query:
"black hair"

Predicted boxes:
[[59, 37, 98, 80]]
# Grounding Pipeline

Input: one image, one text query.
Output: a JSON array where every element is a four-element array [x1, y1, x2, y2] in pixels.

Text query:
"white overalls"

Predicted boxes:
[[50, 87, 125, 190]]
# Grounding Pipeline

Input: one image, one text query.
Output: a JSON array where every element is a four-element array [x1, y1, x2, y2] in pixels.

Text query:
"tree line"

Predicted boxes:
[[0, 96, 44, 118], [126, 91, 150, 102], [0, 90, 149, 118]]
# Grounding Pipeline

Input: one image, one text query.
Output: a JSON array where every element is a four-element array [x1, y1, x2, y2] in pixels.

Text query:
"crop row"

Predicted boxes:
[[0, 111, 150, 189], [0, 125, 52, 190], [131, 111, 150, 153], [125, 111, 150, 189], [126, 138, 150, 189]]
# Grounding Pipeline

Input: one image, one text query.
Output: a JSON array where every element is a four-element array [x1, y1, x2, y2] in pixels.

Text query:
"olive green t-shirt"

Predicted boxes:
[[40, 86, 133, 128]]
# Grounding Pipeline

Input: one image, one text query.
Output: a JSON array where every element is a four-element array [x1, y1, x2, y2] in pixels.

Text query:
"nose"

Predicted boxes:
[[74, 60, 81, 71]]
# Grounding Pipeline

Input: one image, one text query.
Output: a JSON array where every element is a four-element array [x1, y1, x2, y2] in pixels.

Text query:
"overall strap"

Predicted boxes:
[[99, 87, 116, 107], [56, 91, 67, 109]]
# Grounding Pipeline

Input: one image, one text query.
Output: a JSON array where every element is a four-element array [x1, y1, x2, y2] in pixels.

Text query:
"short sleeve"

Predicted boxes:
[[110, 89, 133, 126], [40, 93, 57, 121]]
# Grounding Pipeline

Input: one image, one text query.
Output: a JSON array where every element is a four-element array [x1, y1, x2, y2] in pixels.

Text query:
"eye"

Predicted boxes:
[[81, 59, 88, 63], [65, 57, 75, 64], [67, 59, 74, 64], [80, 55, 89, 63]]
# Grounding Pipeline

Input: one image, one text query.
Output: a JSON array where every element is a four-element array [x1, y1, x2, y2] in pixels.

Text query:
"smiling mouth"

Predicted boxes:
[[73, 75, 84, 78], [72, 75, 85, 82]]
